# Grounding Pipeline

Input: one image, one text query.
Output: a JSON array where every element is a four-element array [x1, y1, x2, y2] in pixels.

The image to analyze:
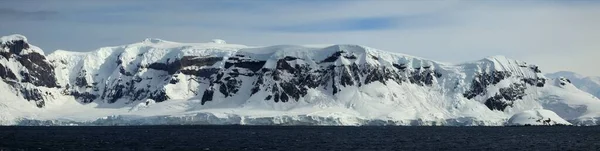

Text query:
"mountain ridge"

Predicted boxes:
[[1, 34, 600, 126]]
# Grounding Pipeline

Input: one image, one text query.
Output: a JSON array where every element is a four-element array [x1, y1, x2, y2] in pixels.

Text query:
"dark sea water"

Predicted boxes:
[[0, 126, 599, 151]]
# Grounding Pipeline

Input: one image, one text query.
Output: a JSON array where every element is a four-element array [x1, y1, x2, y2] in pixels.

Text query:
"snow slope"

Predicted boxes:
[[1, 34, 600, 126], [507, 109, 571, 126]]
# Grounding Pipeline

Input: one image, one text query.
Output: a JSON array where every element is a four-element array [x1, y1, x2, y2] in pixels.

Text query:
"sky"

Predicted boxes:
[[1, 0, 599, 76]]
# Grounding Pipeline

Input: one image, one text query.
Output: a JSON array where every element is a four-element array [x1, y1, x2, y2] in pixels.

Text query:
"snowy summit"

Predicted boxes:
[[0, 34, 28, 42], [211, 39, 226, 44]]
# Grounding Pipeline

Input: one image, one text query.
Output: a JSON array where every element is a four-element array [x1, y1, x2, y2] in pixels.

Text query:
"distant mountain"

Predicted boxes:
[[2, 34, 600, 126], [546, 71, 600, 99]]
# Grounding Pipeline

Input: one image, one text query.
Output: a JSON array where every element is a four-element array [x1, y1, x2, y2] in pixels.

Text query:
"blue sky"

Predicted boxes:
[[1, 0, 599, 76]]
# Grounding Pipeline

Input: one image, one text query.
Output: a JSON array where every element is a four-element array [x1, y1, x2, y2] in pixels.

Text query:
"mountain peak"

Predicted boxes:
[[1, 34, 28, 43], [210, 39, 226, 44], [0, 34, 47, 55], [142, 38, 168, 44], [482, 55, 522, 63]]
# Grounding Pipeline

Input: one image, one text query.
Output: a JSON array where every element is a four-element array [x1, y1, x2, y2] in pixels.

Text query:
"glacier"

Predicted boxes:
[[1, 34, 600, 126]]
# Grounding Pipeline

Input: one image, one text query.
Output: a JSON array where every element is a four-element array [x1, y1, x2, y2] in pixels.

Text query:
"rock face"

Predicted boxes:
[[507, 109, 571, 126], [2, 34, 600, 126]]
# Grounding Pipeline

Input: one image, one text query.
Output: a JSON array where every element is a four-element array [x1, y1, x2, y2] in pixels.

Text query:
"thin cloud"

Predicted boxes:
[[0, 8, 59, 20], [264, 16, 399, 33], [261, 13, 448, 33]]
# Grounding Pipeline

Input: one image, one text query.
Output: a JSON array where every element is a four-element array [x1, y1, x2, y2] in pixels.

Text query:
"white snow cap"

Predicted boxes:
[[1, 34, 28, 43], [143, 38, 166, 44], [211, 39, 226, 44], [0, 34, 46, 55]]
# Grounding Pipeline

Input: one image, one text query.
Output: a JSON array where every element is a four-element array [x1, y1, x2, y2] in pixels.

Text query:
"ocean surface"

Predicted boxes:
[[0, 126, 599, 150]]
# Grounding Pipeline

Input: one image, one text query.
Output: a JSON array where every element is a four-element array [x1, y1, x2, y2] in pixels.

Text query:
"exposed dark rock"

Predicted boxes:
[[484, 83, 526, 111], [522, 78, 546, 87], [16, 52, 58, 87], [349, 63, 362, 87], [331, 69, 339, 94], [530, 65, 541, 73], [215, 73, 224, 82], [251, 84, 260, 95], [344, 55, 357, 60], [181, 68, 220, 79], [370, 55, 379, 60], [0, 64, 16, 80], [464, 71, 512, 99], [280, 92, 289, 102], [276, 59, 296, 74], [133, 76, 142, 83], [106, 85, 126, 103], [19, 71, 30, 83], [219, 78, 240, 97], [283, 56, 298, 61], [146, 56, 222, 75], [484, 95, 508, 111], [392, 63, 406, 70], [201, 89, 214, 105], [149, 90, 169, 102], [320, 51, 344, 63], [408, 68, 439, 86], [2, 39, 29, 55], [147, 62, 179, 74], [558, 77, 571, 86], [340, 67, 354, 87], [224, 57, 266, 72], [279, 82, 306, 102], [274, 93, 280, 103], [251, 74, 265, 95], [499, 83, 526, 101], [364, 66, 386, 85], [71, 91, 97, 103], [75, 74, 88, 87], [180, 56, 222, 67], [169, 77, 179, 84], [233, 59, 444, 104], [19, 88, 45, 108], [119, 67, 133, 76], [435, 71, 443, 78], [132, 89, 147, 101]]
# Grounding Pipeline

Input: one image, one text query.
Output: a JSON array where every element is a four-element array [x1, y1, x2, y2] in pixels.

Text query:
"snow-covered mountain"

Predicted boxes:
[[1, 34, 600, 126], [546, 71, 600, 99]]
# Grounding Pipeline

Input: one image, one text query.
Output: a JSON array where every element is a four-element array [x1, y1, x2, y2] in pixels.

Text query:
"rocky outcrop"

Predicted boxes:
[[0, 35, 58, 108], [462, 62, 546, 111]]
